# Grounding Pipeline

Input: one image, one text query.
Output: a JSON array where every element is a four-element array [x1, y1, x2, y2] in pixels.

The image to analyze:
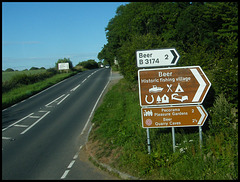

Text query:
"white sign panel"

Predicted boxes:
[[58, 63, 69, 70], [136, 48, 180, 68]]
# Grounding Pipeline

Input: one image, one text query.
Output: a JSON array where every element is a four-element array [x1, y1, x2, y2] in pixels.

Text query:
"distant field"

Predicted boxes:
[[2, 69, 47, 82]]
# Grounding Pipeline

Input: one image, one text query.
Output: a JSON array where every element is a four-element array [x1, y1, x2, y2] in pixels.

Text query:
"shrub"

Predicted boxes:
[[209, 93, 236, 132]]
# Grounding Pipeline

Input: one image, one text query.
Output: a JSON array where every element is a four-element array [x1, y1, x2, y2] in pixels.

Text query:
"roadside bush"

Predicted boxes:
[[2, 68, 58, 93], [208, 93, 236, 132], [77, 59, 99, 69]]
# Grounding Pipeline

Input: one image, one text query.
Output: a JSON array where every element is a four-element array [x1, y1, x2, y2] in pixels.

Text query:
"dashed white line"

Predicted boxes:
[[67, 160, 75, 169], [61, 170, 70, 179], [60, 145, 83, 179]]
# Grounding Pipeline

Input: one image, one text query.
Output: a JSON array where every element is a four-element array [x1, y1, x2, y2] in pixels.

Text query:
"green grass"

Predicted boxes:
[[2, 72, 75, 109], [2, 69, 47, 82], [89, 78, 238, 180]]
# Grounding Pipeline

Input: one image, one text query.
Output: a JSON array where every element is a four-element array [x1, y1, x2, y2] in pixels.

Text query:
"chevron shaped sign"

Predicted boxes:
[[136, 48, 180, 68]]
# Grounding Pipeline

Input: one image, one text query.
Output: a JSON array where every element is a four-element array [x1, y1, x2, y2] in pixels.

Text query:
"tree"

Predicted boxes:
[[5, 68, 14, 72], [77, 59, 98, 69], [30, 67, 39, 70], [99, 2, 238, 106]]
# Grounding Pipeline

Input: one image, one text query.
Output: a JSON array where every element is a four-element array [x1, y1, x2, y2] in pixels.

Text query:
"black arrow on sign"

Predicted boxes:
[[170, 50, 178, 64]]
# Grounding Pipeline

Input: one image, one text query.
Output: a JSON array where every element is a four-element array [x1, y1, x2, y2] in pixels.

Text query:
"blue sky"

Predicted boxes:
[[2, 2, 128, 70]]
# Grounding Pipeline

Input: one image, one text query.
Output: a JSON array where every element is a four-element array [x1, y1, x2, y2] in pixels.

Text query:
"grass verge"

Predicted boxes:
[[2, 72, 75, 109], [88, 78, 238, 180]]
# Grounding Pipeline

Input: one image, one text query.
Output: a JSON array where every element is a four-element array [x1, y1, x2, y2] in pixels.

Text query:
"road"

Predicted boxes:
[[2, 68, 118, 180]]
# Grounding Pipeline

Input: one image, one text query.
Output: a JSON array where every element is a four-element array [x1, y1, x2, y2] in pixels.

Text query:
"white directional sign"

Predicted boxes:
[[136, 48, 180, 68], [58, 63, 69, 70], [138, 66, 211, 106]]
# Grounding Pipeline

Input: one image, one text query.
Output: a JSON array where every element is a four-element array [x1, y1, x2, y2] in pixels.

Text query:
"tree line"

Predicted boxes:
[[98, 2, 238, 107]]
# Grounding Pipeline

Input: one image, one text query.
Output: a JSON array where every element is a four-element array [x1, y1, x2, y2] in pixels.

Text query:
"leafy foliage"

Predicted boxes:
[[90, 79, 238, 179], [98, 2, 238, 106], [76, 59, 99, 69]]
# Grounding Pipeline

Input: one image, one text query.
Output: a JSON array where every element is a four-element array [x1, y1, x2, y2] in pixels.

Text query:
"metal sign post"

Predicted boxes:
[[172, 127, 176, 152], [146, 128, 151, 154], [199, 126, 203, 150]]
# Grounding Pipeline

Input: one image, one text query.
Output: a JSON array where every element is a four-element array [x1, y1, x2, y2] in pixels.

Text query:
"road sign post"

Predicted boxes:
[[137, 48, 211, 153]]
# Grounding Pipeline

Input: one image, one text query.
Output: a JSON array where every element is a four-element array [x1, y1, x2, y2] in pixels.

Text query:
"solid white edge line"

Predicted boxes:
[[20, 111, 50, 135]]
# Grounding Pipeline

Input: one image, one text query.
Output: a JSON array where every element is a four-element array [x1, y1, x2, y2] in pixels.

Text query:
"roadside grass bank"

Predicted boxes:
[[88, 78, 238, 180], [2, 72, 76, 109]]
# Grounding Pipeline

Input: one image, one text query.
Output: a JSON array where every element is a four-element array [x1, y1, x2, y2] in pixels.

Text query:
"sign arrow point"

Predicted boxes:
[[170, 50, 178, 64]]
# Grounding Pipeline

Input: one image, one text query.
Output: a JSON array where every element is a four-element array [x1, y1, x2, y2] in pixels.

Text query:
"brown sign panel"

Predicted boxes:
[[141, 105, 208, 128], [138, 66, 211, 106]]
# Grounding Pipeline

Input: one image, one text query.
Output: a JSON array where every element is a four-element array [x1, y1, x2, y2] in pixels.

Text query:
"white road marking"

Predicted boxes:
[[70, 84, 81, 92], [14, 124, 29, 128], [2, 113, 34, 132], [2, 137, 12, 140], [60, 145, 82, 179], [45, 94, 65, 107], [61, 170, 70, 179], [67, 160, 75, 169], [21, 111, 50, 134], [29, 115, 40, 119], [57, 94, 70, 105]]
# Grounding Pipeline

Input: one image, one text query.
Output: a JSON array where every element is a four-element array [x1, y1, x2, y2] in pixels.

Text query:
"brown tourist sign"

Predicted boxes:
[[141, 105, 208, 128], [138, 66, 211, 107]]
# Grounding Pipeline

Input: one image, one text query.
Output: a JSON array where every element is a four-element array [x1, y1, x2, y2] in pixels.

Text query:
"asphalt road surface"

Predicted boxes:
[[2, 68, 119, 180]]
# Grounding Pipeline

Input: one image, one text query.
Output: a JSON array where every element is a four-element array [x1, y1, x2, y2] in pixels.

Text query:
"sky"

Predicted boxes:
[[2, 2, 128, 71]]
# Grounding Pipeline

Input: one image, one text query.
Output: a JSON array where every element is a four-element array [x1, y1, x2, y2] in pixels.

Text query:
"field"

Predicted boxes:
[[2, 69, 47, 82]]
